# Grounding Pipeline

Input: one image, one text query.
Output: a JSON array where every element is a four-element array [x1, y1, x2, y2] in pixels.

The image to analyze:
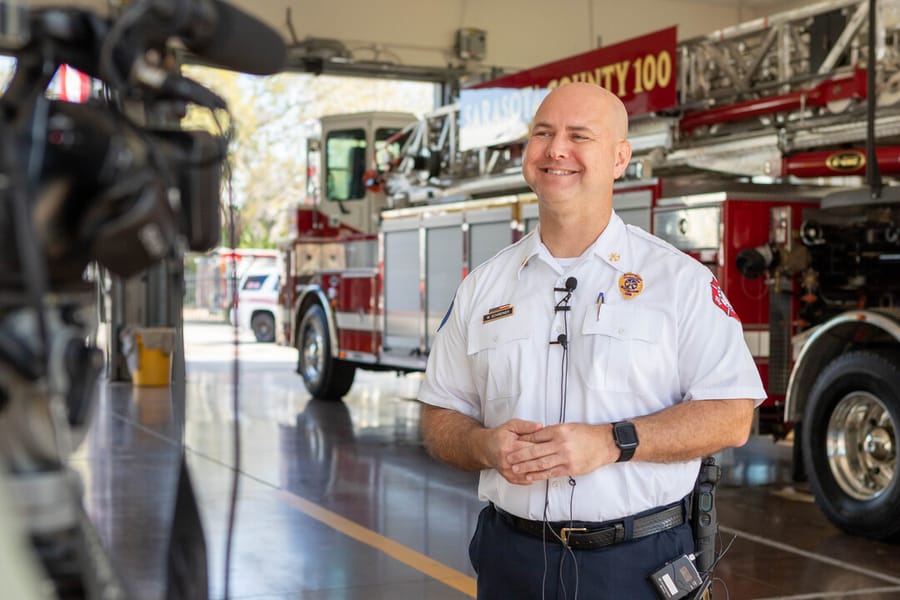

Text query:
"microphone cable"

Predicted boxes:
[[223, 142, 241, 600], [541, 275, 580, 600]]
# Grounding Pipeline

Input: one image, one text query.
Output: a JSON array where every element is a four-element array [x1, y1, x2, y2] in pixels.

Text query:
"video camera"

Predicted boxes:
[[0, 1, 285, 597], [0, 0, 282, 286]]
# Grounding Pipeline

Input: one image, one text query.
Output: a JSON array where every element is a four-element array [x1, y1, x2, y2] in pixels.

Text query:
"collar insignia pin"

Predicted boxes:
[[608, 252, 620, 262]]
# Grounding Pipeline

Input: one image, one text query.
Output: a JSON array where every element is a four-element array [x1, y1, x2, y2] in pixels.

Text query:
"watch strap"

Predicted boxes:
[[616, 443, 636, 463]]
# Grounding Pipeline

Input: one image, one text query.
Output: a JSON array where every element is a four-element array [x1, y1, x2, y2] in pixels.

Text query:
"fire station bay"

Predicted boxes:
[[7, 0, 900, 599]]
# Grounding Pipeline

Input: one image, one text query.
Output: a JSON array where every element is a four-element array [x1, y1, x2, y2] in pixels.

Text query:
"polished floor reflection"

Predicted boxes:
[[71, 316, 900, 599]]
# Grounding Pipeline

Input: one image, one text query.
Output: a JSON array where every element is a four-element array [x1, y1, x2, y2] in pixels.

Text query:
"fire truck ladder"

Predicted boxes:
[[385, 0, 900, 201], [669, 0, 900, 176], [388, 102, 527, 205]]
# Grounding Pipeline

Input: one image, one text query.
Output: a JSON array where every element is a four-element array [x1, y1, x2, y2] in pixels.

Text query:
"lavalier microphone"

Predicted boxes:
[[554, 276, 578, 293], [554, 276, 577, 312], [549, 333, 568, 349]]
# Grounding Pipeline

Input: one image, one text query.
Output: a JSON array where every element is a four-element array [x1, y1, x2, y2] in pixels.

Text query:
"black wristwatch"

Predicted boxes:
[[612, 421, 639, 463]]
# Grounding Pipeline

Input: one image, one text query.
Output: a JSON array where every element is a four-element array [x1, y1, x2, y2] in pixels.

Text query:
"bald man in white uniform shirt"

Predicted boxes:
[[418, 82, 765, 599]]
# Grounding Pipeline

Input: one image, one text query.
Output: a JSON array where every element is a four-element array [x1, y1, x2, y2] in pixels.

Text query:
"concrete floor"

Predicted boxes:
[[68, 316, 900, 600]]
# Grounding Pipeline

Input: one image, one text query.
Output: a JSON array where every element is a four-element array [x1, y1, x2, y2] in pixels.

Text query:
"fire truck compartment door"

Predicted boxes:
[[521, 200, 539, 233], [383, 216, 425, 359], [425, 213, 465, 350], [653, 206, 721, 251], [614, 189, 654, 232], [466, 206, 515, 270]]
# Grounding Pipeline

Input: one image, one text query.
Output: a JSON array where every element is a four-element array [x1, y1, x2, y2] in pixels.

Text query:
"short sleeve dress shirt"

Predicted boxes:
[[419, 212, 767, 522]]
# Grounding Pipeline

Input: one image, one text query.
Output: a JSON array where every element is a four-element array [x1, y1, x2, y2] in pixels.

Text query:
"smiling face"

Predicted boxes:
[[523, 83, 632, 217]]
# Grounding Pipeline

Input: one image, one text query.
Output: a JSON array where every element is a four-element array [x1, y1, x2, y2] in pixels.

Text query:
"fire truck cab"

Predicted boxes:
[[279, 0, 900, 541]]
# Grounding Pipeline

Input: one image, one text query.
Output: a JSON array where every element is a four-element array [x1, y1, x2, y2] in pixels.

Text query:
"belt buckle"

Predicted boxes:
[[560, 527, 587, 546]]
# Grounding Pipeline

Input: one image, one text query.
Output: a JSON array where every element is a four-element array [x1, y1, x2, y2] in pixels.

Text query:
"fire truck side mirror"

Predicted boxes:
[[362, 169, 383, 193]]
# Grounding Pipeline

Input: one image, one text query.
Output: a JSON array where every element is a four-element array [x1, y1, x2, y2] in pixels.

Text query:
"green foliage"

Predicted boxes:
[[181, 68, 435, 250]]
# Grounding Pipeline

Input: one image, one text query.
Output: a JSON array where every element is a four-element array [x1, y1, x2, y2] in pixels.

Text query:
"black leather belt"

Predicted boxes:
[[493, 500, 685, 550]]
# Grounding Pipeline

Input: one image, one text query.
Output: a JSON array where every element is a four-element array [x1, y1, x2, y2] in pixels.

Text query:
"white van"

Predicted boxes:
[[231, 267, 280, 342]]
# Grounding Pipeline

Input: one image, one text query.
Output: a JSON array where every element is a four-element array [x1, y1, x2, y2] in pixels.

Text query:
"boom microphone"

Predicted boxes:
[[181, 0, 286, 75]]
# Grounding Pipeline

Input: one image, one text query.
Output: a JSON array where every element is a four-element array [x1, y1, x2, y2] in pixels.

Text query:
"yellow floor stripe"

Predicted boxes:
[[277, 490, 477, 597]]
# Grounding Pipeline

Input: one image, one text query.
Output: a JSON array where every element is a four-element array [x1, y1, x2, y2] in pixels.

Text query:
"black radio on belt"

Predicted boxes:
[[649, 456, 721, 600], [692, 456, 721, 577]]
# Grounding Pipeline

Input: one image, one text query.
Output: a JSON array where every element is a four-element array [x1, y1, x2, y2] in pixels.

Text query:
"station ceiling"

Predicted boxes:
[[35, 0, 825, 84]]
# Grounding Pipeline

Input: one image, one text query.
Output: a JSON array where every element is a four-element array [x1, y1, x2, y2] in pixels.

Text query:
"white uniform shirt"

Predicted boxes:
[[419, 212, 767, 522]]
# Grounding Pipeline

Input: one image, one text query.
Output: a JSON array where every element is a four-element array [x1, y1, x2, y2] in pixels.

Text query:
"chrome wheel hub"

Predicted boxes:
[[301, 319, 325, 387], [826, 391, 896, 501]]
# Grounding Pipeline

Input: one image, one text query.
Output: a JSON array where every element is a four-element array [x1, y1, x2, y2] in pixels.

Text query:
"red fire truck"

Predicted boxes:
[[278, 0, 900, 540]]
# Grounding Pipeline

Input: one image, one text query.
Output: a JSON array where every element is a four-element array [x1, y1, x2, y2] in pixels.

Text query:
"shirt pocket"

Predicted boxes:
[[467, 311, 531, 426], [578, 303, 664, 393]]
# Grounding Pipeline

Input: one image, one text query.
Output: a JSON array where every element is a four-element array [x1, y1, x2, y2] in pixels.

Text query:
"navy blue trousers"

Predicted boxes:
[[469, 502, 694, 600]]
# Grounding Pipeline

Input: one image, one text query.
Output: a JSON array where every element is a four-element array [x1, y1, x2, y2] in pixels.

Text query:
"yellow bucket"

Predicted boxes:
[[130, 328, 174, 387]]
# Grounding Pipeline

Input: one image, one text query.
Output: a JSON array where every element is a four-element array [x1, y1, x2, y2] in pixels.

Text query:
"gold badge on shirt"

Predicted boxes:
[[619, 273, 643, 299], [483, 304, 514, 323]]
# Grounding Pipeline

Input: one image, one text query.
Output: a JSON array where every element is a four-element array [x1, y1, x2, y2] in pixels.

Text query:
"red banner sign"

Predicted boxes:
[[472, 26, 677, 117]]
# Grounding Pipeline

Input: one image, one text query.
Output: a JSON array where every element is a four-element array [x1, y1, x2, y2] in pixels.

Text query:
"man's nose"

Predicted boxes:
[[545, 136, 568, 159]]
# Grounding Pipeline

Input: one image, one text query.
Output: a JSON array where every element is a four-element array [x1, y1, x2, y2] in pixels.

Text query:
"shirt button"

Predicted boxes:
[[618, 328, 625, 335], [552, 481, 560, 488]]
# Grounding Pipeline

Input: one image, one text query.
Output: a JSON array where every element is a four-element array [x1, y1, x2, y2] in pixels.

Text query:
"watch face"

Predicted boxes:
[[615, 422, 638, 447]]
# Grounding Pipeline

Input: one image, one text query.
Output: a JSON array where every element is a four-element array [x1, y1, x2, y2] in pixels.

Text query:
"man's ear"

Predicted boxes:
[[613, 140, 632, 179]]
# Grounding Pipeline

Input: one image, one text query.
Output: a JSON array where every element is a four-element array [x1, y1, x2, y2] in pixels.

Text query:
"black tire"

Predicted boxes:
[[296, 303, 355, 400], [791, 424, 807, 483], [251, 312, 276, 343], [802, 350, 900, 540]]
